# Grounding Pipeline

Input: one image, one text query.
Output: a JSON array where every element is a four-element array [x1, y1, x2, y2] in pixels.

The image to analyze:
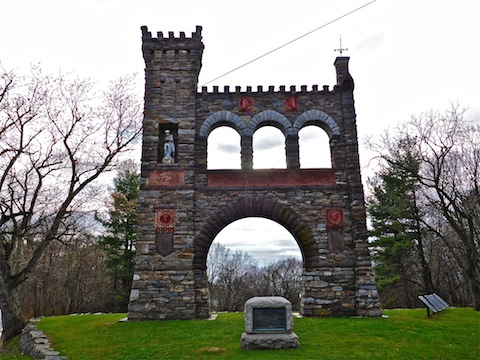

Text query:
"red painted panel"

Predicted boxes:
[[208, 169, 335, 187], [147, 170, 185, 186], [156, 209, 176, 233]]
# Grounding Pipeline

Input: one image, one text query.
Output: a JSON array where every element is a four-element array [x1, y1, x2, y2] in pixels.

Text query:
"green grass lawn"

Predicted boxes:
[[9, 308, 480, 359], [0, 337, 31, 360]]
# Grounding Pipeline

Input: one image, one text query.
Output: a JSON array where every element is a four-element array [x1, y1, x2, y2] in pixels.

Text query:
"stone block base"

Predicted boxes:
[[241, 332, 299, 350]]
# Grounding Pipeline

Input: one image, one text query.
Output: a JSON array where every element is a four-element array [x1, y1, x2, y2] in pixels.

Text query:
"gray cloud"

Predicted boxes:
[[246, 248, 302, 265], [216, 143, 240, 153], [299, 127, 329, 143], [273, 238, 301, 251], [254, 138, 284, 151]]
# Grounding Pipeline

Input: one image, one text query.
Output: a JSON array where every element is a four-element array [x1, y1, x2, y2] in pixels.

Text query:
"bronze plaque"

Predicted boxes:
[[252, 308, 287, 332]]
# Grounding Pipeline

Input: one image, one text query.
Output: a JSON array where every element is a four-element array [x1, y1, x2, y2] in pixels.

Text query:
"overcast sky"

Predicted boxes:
[[1, 0, 478, 264]]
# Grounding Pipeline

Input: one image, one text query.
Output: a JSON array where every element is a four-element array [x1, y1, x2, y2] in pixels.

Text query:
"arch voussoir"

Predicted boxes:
[[293, 109, 341, 138], [199, 110, 246, 137], [194, 195, 315, 273]]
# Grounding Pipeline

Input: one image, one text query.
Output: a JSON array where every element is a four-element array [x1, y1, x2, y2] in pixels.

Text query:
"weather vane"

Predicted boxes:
[[334, 35, 348, 56]]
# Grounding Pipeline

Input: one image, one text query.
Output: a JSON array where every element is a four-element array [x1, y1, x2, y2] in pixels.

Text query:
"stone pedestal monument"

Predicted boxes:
[[241, 297, 299, 350]]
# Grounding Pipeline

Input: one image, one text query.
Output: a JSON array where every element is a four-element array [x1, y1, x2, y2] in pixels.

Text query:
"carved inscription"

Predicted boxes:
[[252, 308, 287, 332], [148, 171, 184, 186]]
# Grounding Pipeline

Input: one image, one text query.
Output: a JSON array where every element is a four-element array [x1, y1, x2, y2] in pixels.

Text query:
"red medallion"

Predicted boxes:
[[326, 208, 344, 230], [239, 97, 254, 112], [284, 97, 299, 112]]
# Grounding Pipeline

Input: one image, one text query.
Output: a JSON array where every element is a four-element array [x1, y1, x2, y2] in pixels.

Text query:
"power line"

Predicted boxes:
[[201, 0, 377, 87]]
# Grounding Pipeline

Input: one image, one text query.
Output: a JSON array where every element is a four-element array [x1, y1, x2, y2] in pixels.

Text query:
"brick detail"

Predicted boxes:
[[207, 169, 335, 187], [146, 171, 185, 187]]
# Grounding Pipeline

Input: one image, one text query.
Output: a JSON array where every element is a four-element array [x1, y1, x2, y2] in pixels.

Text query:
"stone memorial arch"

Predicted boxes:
[[127, 26, 381, 320]]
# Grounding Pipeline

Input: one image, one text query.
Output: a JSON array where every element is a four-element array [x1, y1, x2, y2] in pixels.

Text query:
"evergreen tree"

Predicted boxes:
[[97, 164, 139, 311], [367, 136, 433, 307]]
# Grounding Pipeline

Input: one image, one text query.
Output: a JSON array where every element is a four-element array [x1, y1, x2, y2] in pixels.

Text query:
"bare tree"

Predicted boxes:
[[20, 227, 111, 318], [367, 104, 479, 310], [409, 105, 480, 310], [207, 243, 259, 312], [264, 258, 303, 310], [208, 243, 255, 311], [0, 65, 142, 343], [207, 243, 303, 311]]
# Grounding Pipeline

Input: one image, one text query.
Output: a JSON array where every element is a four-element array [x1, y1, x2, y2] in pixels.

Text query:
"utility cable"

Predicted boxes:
[[201, 0, 377, 87]]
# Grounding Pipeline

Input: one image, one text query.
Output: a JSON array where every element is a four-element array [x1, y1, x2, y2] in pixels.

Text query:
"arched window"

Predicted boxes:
[[252, 126, 286, 169], [207, 126, 241, 169], [299, 125, 331, 168]]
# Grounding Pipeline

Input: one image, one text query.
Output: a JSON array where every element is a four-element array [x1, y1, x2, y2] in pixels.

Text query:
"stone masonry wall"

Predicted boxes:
[[128, 26, 381, 321], [20, 318, 66, 359]]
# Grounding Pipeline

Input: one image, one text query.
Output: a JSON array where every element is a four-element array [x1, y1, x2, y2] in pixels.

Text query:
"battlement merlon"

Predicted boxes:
[[141, 25, 204, 51], [141, 26, 204, 73], [334, 57, 354, 91]]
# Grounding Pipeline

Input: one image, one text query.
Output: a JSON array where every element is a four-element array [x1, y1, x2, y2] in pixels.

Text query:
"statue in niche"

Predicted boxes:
[[162, 130, 175, 163]]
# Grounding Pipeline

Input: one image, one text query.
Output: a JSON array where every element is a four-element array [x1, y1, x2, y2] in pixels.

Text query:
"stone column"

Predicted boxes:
[[241, 135, 253, 170], [286, 134, 300, 169]]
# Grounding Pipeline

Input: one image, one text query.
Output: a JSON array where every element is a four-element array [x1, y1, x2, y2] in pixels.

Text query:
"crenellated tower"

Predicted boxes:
[[140, 25, 203, 168], [129, 27, 204, 320]]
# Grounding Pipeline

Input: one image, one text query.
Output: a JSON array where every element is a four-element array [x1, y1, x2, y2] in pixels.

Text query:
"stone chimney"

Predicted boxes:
[[334, 57, 354, 91]]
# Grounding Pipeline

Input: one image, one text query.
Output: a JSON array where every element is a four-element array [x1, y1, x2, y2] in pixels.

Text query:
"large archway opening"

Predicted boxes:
[[193, 195, 318, 317], [213, 217, 302, 264], [206, 218, 303, 311]]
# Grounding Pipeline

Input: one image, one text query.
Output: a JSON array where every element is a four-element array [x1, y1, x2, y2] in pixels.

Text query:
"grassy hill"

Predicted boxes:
[[3, 308, 479, 359]]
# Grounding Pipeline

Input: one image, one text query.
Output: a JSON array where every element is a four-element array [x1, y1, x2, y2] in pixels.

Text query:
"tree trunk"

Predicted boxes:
[[0, 285, 25, 345], [416, 237, 434, 293], [467, 264, 480, 311], [471, 283, 480, 311], [413, 196, 434, 294]]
